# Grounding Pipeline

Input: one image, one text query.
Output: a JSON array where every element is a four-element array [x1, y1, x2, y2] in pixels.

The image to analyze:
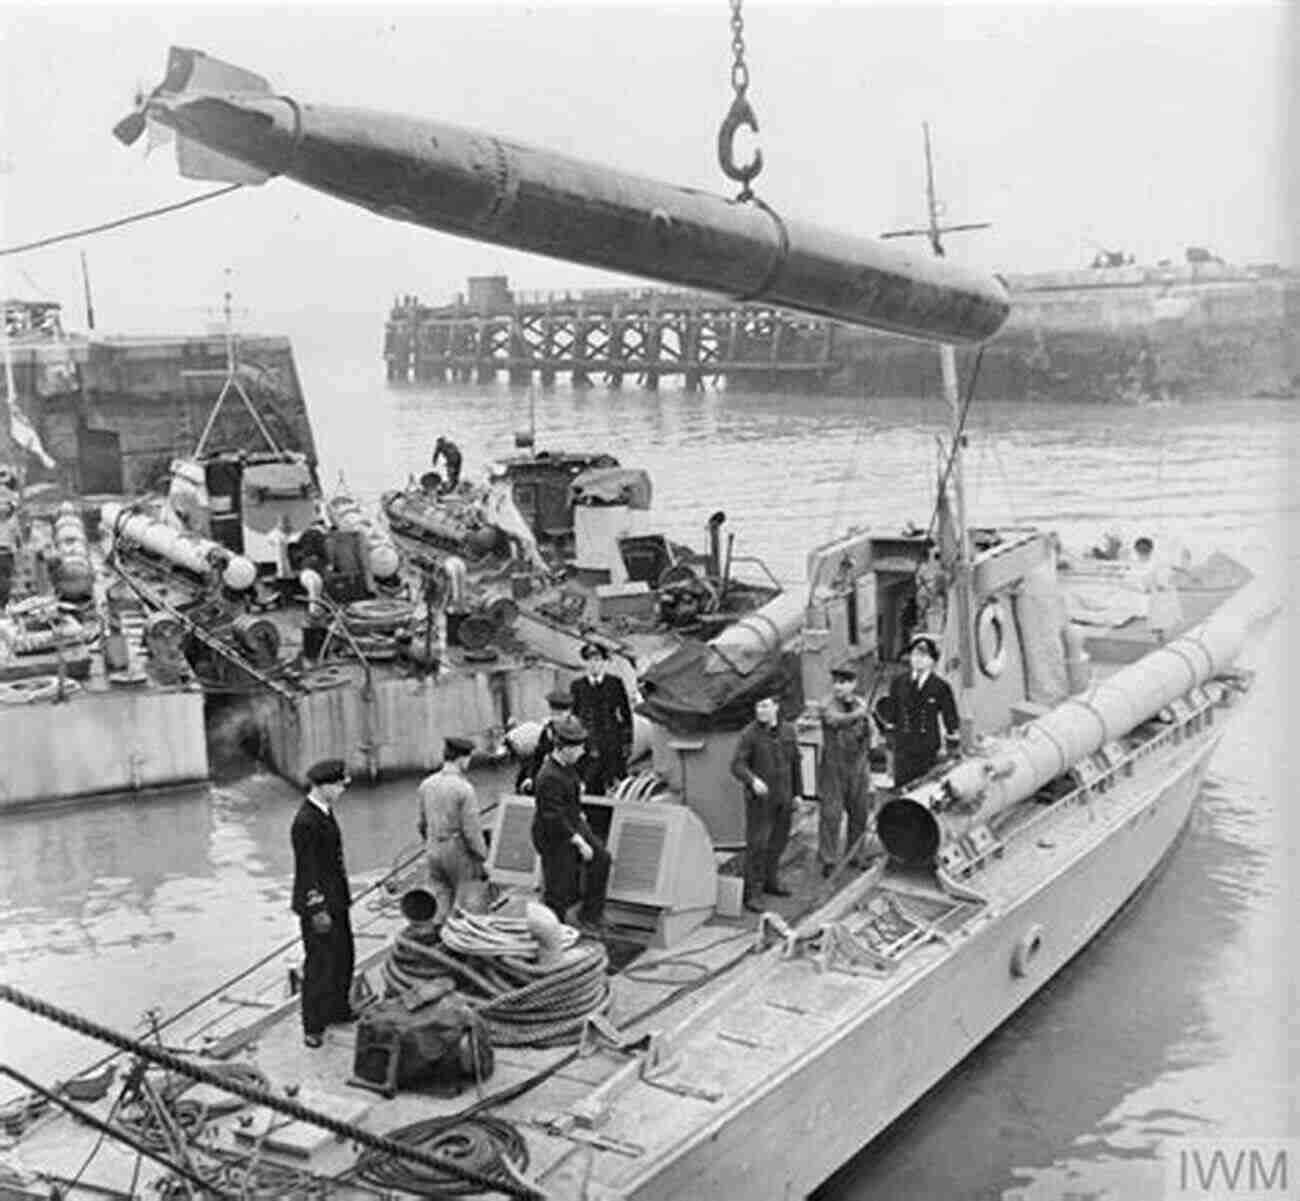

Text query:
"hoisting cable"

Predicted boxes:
[[0, 184, 243, 258], [0, 1064, 223, 1197], [0, 983, 544, 1199], [716, 0, 764, 201]]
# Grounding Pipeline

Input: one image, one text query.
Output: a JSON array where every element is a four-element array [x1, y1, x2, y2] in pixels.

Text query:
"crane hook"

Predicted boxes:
[[716, 91, 763, 201]]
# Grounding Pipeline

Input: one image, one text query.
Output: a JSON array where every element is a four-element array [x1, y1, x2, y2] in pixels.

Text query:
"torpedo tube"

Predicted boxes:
[[877, 583, 1265, 865], [102, 502, 257, 591]]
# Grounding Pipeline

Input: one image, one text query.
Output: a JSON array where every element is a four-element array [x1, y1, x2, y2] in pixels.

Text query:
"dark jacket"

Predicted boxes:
[[886, 671, 960, 756], [515, 718, 560, 791], [570, 674, 632, 746], [290, 800, 352, 917], [532, 755, 587, 847], [730, 719, 801, 806], [819, 693, 872, 786]]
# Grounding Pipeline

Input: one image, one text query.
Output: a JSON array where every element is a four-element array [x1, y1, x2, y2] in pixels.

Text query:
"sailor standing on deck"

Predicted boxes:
[[730, 694, 802, 913], [1129, 535, 1183, 642], [816, 663, 874, 876], [515, 688, 578, 794], [531, 715, 611, 932], [417, 737, 488, 921], [881, 634, 961, 789], [291, 759, 355, 1048], [569, 643, 633, 795]]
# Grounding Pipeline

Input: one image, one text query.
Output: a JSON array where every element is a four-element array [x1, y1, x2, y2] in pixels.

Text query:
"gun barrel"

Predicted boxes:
[[135, 48, 1010, 344]]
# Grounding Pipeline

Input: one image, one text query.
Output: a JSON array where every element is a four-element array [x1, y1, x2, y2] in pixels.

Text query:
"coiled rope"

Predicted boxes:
[[382, 912, 610, 1048], [0, 983, 543, 1200], [352, 1113, 529, 1195]]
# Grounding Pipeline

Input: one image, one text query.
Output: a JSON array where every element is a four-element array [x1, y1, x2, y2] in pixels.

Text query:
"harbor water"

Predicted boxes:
[[2, 354, 1296, 1197]]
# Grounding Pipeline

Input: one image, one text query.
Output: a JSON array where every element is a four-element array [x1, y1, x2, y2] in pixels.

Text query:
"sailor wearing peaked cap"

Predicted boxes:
[[531, 712, 610, 932], [907, 633, 941, 661], [882, 635, 961, 789], [443, 735, 475, 760], [514, 694, 578, 794], [418, 735, 488, 924], [291, 757, 355, 1047], [829, 661, 858, 681], [570, 646, 632, 795], [551, 714, 589, 744], [305, 758, 349, 785]]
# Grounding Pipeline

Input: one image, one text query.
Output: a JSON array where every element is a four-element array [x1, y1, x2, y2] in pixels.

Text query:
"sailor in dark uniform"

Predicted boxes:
[[432, 436, 463, 492], [881, 635, 961, 789], [290, 758, 355, 1047], [515, 688, 577, 793], [569, 643, 633, 795], [531, 715, 611, 932]]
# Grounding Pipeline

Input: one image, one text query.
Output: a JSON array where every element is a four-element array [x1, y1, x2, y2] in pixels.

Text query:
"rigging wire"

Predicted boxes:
[[0, 1065, 224, 1197], [0, 184, 243, 258]]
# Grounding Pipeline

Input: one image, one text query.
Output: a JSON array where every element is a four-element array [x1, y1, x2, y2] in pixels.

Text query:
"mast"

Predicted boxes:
[[882, 122, 991, 744], [80, 251, 96, 332], [1, 326, 18, 467]]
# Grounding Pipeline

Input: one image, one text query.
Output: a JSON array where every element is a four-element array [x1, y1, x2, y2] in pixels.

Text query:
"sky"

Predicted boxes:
[[0, 1, 1294, 345]]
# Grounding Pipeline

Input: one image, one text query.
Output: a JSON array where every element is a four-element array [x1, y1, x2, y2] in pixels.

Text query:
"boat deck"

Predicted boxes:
[[2, 714, 1223, 1198]]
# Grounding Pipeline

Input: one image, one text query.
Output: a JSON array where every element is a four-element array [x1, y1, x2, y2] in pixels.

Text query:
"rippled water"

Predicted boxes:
[[1, 352, 1296, 1197]]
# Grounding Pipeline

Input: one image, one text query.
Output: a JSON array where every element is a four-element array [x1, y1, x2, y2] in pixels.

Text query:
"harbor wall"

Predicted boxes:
[[10, 334, 316, 494], [0, 687, 209, 811], [837, 272, 1299, 402]]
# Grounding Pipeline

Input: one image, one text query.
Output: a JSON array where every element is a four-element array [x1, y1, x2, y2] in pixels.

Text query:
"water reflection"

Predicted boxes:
[[0, 381, 1292, 1179]]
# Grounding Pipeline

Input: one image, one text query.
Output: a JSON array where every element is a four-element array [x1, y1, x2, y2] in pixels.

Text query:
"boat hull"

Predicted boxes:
[[624, 731, 1218, 1199], [0, 685, 209, 812]]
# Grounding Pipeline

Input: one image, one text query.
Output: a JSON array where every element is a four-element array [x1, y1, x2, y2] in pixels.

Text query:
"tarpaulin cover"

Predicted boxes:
[[637, 639, 801, 734], [570, 467, 652, 510]]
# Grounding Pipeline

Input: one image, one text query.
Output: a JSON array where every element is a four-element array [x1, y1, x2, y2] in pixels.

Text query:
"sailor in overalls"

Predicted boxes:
[[417, 737, 488, 920]]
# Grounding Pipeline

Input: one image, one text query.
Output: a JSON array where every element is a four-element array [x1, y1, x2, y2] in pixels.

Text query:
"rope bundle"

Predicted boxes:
[[440, 911, 580, 958], [381, 912, 611, 1048]]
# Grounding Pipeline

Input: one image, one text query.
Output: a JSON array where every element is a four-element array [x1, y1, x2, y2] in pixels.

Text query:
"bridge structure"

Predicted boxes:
[[383, 277, 840, 391]]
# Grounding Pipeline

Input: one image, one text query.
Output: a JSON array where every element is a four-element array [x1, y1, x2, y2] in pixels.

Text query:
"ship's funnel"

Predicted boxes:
[[122, 46, 1012, 344]]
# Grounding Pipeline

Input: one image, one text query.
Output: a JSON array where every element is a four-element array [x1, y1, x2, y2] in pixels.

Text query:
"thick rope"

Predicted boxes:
[[0, 983, 542, 1200]]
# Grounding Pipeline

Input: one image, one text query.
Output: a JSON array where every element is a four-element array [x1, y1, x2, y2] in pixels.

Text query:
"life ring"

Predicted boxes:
[[1010, 924, 1044, 978], [975, 598, 1008, 679]]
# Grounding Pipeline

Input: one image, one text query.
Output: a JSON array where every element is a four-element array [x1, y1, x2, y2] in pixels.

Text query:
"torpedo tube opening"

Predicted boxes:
[[876, 796, 942, 866]]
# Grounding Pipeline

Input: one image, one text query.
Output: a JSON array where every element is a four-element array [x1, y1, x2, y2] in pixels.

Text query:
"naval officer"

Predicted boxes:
[[290, 758, 355, 1048], [569, 643, 633, 795], [881, 634, 961, 788]]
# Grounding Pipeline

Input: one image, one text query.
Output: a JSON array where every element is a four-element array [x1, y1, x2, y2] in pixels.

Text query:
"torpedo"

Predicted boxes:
[[116, 47, 1011, 345]]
